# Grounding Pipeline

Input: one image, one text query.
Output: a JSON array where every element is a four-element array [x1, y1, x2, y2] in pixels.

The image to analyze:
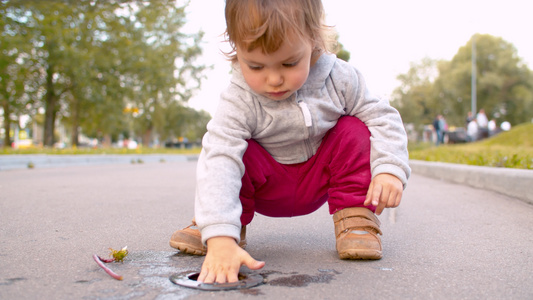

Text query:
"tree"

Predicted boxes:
[[0, 2, 36, 147], [436, 34, 533, 126], [392, 34, 533, 130], [336, 42, 350, 62], [331, 32, 350, 62], [6, 0, 207, 147], [151, 102, 210, 144], [391, 57, 440, 130], [16, 1, 76, 146], [114, 1, 206, 146]]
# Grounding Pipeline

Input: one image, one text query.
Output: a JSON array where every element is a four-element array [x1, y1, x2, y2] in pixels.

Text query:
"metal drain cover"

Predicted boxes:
[[170, 272, 263, 291]]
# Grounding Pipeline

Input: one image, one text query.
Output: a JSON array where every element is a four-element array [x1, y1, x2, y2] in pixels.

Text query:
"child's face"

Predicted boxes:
[[237, 37, 313, 101]]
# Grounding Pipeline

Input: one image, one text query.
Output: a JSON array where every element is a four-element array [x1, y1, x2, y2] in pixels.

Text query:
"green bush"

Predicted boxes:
[[0, 146, 201, 155], [409, 123, 533, 169]]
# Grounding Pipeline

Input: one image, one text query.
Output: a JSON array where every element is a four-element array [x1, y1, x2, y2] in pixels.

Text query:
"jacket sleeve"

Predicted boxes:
[[194, 86, 257, 245], [333, 62, 411, 187]]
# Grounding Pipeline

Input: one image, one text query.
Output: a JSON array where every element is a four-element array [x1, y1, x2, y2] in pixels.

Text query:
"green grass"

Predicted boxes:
[[3, 123, 532, 170], [409, 122, 533, 169], [0, 146, 202, 155]]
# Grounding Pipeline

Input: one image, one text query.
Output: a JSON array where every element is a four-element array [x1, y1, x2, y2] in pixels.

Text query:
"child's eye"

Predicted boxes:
[[248, 65, 263, 71], [283, 61, 299, 68]]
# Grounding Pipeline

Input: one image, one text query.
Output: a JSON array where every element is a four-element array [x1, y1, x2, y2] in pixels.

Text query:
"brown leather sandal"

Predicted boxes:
[[169, 219, 247, 256], [333, 207, 382, 260]]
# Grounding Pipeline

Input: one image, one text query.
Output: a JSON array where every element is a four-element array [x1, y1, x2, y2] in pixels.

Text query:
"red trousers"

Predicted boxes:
[[239, 116, 373, 226]]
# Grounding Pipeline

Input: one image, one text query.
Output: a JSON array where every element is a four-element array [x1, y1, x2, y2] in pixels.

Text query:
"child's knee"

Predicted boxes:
[[335, 116, 369, 138]]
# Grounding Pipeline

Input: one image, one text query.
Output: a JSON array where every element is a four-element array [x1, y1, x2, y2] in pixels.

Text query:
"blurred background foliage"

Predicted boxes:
[[392, 34, 533, 132], [1, 0, 210, 148], [1, 1, 532, 167], [409, 123, 532, 169]]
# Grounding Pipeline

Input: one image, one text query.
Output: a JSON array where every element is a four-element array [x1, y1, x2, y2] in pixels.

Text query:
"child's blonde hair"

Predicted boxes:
[[224, 0, 337, 62]]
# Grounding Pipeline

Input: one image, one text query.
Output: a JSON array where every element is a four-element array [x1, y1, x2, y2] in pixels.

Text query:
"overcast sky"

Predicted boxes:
[[184, 0, 533, 116]]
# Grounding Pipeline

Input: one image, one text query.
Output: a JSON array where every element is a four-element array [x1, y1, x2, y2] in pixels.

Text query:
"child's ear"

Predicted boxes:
[[310, 47, 322, 66]]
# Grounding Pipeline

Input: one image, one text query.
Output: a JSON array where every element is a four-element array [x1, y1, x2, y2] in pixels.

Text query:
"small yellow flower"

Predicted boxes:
[[109, 246, 128, 262]]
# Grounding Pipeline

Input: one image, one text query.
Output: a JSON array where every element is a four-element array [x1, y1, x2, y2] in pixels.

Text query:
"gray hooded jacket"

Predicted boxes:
[[195, 53, 411, 245]]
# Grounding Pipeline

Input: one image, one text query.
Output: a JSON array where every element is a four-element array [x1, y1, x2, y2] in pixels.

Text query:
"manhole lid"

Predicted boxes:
[[169, 272, 263, 291]]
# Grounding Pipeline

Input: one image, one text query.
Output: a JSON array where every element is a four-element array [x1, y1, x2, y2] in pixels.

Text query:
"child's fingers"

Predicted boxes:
[[199, 246, 263, 284], [199, 264, 238, 284], [374, 196, 387, 215], [364, 181, 375, 206], [197, 266, 213, 284], [392, 188, 402, 207], [374, 184, 395, 215], [242, 255, 265, 271], [224, 269, 239, 284], [377, 185, 402, 215], [384, 180, 402, 208], [365, 181, 382, 207]]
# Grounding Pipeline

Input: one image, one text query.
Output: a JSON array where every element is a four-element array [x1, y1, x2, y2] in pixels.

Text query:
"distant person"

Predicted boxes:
[[501, 121, 511, 131], [433, 114, 444, 145], [476, 109, 489, 139], [169, 0, 411, 284], [467, 119, 479, 142], [466, 111, 474, 126], [439, 115, 448, 144], [488, 119, 497, 136]]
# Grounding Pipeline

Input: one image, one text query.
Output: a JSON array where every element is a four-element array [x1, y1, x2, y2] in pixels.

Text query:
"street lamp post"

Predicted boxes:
[[471, 34, 477, 115]]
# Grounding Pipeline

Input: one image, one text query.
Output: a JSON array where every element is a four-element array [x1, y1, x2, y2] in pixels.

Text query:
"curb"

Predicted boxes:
[[2, 155, 531, 205], [409, 160, 533, 205], [0, 154, 199, 171]]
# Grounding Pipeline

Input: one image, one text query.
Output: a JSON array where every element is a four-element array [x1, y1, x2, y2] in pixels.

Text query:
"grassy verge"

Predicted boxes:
[[3, 123, 532, 170], [409, 123, 533, 170], [0, 146, 202, 155]]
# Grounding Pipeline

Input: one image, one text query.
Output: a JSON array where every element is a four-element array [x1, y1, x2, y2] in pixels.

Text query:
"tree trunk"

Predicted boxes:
[[70, 97, 80, 147], [2, 100, 11, 148], [102, 134, 112, 147], [43, 65, 57, 147], [142, 128, 152, 147]]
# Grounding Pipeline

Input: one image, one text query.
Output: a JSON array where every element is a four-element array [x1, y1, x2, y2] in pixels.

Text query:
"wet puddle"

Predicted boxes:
[[261, 269, 339, 287], [89, 250, 340, 298]]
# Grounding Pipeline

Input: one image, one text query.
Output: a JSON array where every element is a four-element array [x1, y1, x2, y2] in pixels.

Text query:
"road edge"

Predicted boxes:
[[409, 160, 533, 205]]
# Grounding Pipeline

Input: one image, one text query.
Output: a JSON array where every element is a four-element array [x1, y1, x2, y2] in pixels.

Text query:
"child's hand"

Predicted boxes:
[[198, 236, 265, 284], [364, 173, 403, 215]]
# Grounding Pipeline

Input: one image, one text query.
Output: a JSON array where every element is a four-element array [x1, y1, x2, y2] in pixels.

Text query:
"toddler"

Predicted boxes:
[[170, 0, 410, 284]]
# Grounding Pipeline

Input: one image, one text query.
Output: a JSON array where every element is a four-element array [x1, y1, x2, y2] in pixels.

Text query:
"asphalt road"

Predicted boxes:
[[0, 160, 532, 299]]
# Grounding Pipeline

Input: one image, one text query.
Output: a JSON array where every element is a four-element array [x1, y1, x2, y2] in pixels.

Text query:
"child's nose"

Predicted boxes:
[[267, 71, 283, 87]]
